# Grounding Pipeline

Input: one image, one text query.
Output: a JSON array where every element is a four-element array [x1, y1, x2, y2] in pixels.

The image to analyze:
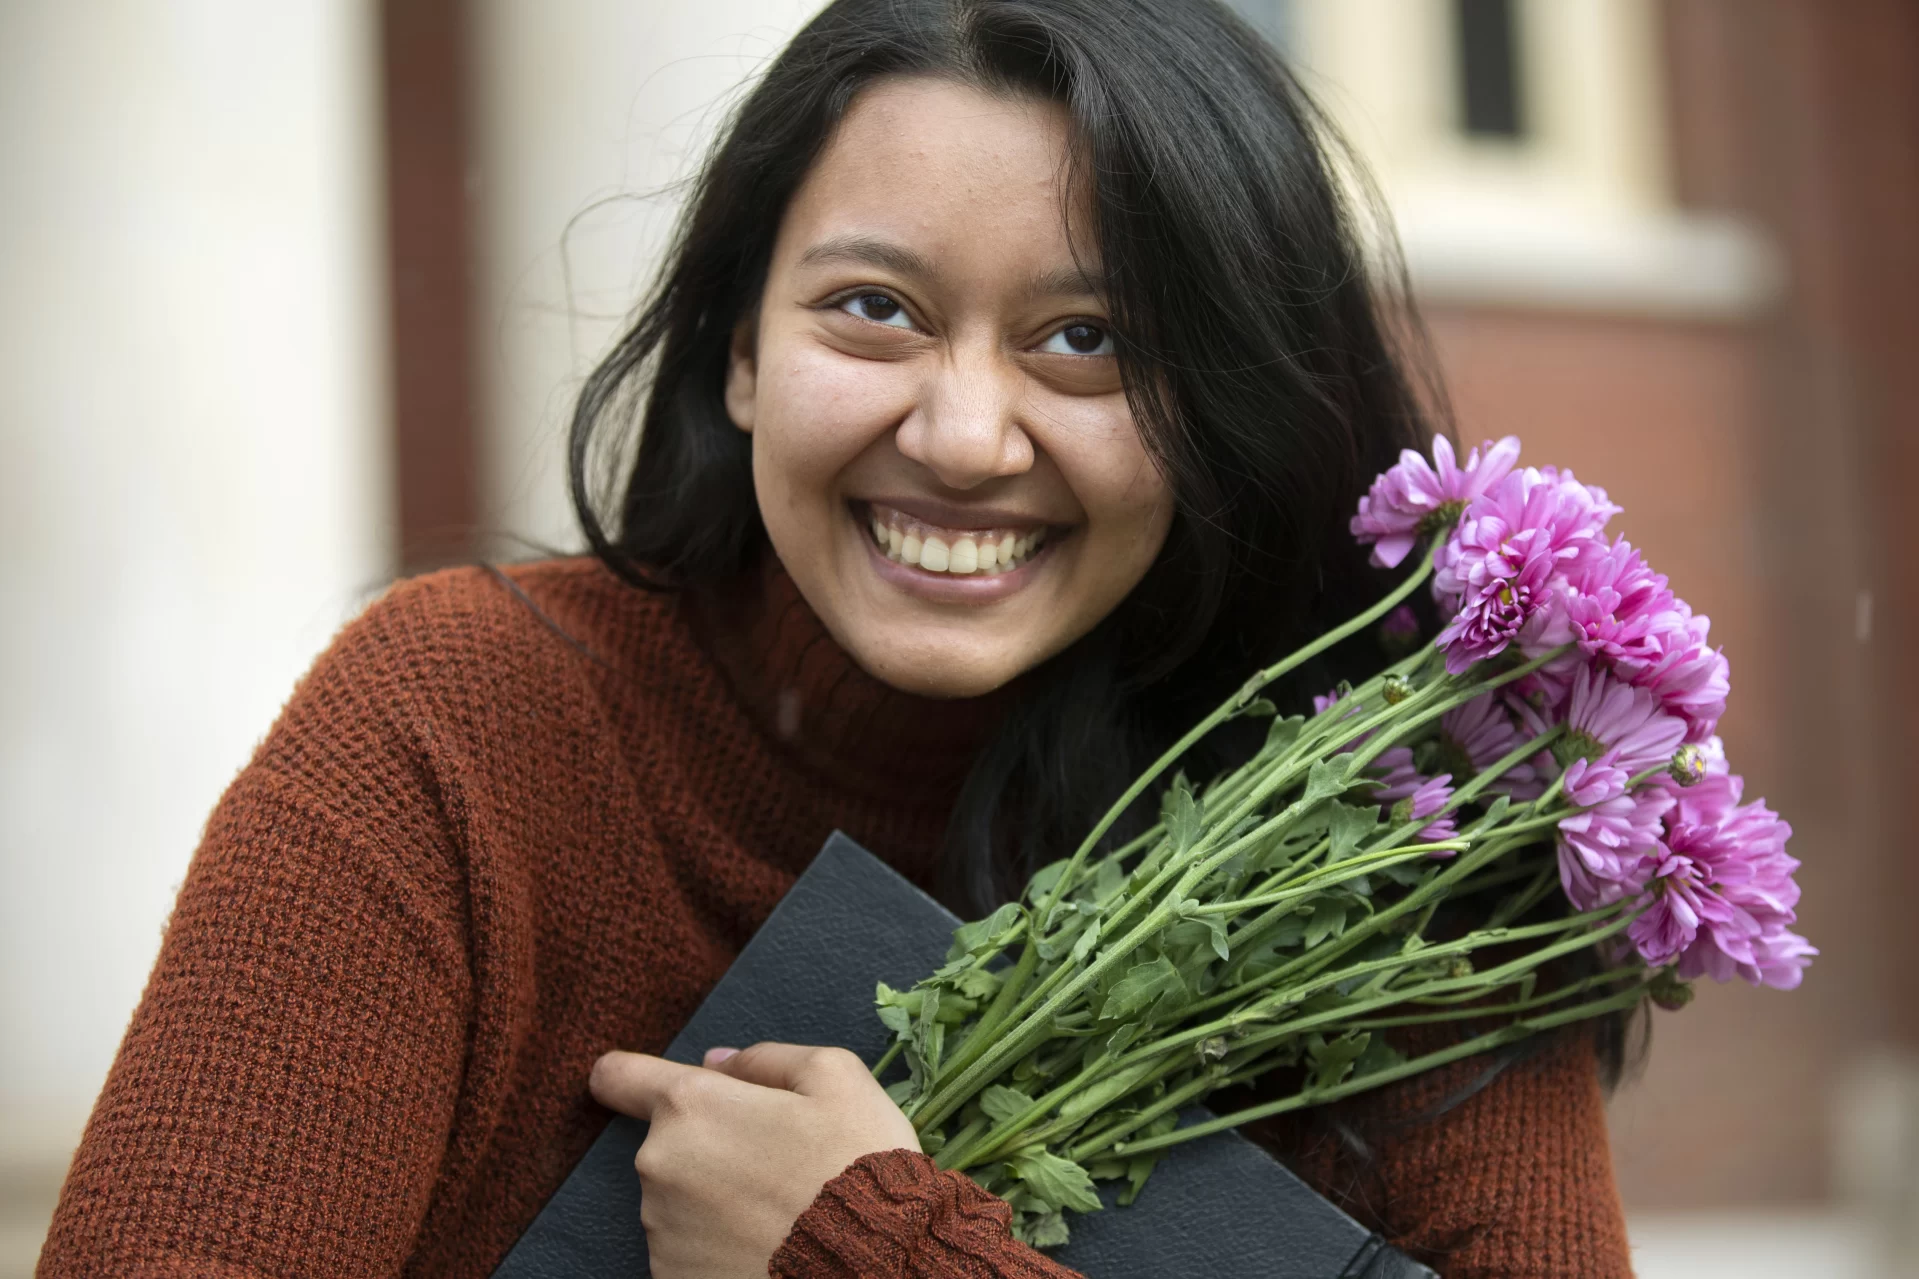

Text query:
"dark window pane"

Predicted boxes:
[[1455, 0, 1526, 138]]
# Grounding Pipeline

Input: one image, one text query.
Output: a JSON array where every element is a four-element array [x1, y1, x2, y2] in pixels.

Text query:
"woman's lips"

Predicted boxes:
[[863, 502, 1050, 575], [854, 501, 1061, 601]]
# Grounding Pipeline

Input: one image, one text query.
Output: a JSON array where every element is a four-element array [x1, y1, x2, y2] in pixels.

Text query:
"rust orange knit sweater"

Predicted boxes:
[[38, 557, 1632, 1278]]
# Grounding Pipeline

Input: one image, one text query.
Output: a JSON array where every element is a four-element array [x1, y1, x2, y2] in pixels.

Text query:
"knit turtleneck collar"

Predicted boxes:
[[685, 552, 1012, 811]]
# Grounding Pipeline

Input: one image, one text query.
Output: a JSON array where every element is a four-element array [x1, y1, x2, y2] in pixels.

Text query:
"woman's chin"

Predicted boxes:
[[842, 636, 1027, 701]]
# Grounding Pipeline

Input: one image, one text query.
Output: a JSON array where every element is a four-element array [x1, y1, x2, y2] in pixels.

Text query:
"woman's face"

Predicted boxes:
[[726, 76, 1175, 699]]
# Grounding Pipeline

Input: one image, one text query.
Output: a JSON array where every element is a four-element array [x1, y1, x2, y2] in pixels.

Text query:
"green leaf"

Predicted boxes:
[[1100, 955, 1185, 1021], [1264, 714, 1305, 755], [884, 1078, 918, 1106], [1069, 918, 1102, 965], [1236, 696, 1278, 720], [1307, 1031, 1370, 1090], [1165, 777, 1203, 854], [1026, 859, 1069, 902], [877, 1004, 912, 1035], [1303, 898, 1350, 948], [932, 990, 980, 1025], [1327, 801, 1380, 862], [947, 902, 1023, 963], [914, 989, 946, 1074], [1008, 1149, 1104, 1214], [1354, 1032, 1407, 1078], [1120, 1153, 1160, 1205], [1266, 908, 1312, 948], [1059, 1059, 1162, 1122], [1037, 912, 1087, 962], [1304, 755, 1360, 803], [1164, 919, 1211, 950], [1022, 1209, 1072, 1248], [952, 967, 1002, 1001], [980, 1084, 1036, 1125], [1380, 858, 1428, 887]]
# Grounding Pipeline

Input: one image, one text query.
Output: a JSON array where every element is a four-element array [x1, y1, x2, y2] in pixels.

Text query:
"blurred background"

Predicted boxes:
[[2, 0, 1914, 1274]]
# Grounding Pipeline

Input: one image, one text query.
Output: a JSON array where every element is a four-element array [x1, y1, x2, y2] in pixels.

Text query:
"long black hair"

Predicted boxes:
[[569, 0, 1436, 911]]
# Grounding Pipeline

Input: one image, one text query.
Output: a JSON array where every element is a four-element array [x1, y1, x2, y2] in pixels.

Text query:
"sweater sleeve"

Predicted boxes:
[[771, 1150, 1083, 1279], [1254, 1024, 1634, 1278], [37, 606, 477, 1277]]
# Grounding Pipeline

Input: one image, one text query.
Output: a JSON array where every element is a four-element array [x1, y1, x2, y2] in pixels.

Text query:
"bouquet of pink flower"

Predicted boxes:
[[874, 437, 1811, 1247]]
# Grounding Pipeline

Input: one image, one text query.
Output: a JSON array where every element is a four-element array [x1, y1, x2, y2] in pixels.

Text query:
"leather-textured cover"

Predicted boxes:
[[492, 832, 1435, 1279]]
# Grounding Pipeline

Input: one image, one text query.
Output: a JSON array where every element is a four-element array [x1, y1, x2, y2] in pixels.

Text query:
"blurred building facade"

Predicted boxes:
[[3, 1, 1914, 1274]]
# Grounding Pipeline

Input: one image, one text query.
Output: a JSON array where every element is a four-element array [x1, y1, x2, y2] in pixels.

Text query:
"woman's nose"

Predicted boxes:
[[893, 347, 1035, 490]]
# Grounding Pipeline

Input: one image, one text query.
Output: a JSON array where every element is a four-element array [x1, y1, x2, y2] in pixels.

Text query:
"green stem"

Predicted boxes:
[[1111, 980, 1653, 1157], [915, 939, 1039, 1113], [1031, 547, 1439, 933]]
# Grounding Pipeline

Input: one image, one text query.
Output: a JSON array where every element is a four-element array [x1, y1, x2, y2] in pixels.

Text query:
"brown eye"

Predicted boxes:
[[1041, 322, 1114, 356], [843, 293, 911, 327]]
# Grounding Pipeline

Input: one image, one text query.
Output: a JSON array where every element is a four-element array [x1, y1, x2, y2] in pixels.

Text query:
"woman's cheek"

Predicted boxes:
[[1039, 394, 1172, 538], [763, 341, 919, 480]]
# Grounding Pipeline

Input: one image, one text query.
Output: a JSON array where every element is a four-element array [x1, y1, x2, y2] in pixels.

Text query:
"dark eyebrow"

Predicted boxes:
[[1025, 263, 1105, 301], [796, 234, 1105, 301], [795, 234, 937, 280]]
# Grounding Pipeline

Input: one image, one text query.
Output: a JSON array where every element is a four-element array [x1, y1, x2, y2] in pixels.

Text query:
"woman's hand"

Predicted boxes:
[[589, 1042, 921, 1279]]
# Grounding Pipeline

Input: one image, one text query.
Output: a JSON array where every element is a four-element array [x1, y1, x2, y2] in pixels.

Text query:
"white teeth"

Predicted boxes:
[[864, 504, 1052, 576]]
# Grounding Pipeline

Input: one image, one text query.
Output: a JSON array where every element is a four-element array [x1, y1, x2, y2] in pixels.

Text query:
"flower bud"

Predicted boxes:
[[1649, 967, 1694, 1011], [1382, 674, 1415, 705], [1379, 605, 1423, 656], [1668, 744, 1708, 788]]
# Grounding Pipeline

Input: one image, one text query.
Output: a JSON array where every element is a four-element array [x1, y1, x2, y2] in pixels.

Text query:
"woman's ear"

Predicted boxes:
[[723, 312, 759, 434]]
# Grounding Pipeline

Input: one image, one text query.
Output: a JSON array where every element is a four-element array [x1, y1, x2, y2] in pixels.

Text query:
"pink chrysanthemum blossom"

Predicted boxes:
[[1635, 610, 1731, 742], [1359, 752, 1456, 847], [1366, 745, 1421, 802], [1555, 667, 1688, 807], [1658, 772, 1813, 989], [1559, 539, 1730, 741], [1627, 847, 1744, 968], [1432, 468, 1620, 673], [1736, 927, 1818, 992], [1350, 436, 1522, 569], [1556, 786, 1672, 911], [1621, 770, 1813, 989], [1562, 538, 1680, 675], [1427, 693, 1544, 799], [1390, 772, 1457, 846]]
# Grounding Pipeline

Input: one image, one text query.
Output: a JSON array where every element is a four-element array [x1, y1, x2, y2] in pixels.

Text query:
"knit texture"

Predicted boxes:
[[37, 557, 1631, 1278], [771, 1150, 1074, 1278]]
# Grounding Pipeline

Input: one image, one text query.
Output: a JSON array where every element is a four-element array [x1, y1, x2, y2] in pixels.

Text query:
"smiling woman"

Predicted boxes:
[[36, 1, 1632, 1277], [728, 81, 1172, 699]]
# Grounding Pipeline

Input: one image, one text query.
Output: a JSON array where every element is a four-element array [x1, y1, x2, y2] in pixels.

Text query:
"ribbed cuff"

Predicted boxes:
[[770, 1149, 1078, 1279]]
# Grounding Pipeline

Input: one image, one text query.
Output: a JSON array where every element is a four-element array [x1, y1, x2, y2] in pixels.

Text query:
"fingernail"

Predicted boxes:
[[703, 1046, 739, 1067]]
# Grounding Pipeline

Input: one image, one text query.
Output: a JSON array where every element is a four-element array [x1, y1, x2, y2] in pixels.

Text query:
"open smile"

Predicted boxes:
[[852, 501, 1064, 601]]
